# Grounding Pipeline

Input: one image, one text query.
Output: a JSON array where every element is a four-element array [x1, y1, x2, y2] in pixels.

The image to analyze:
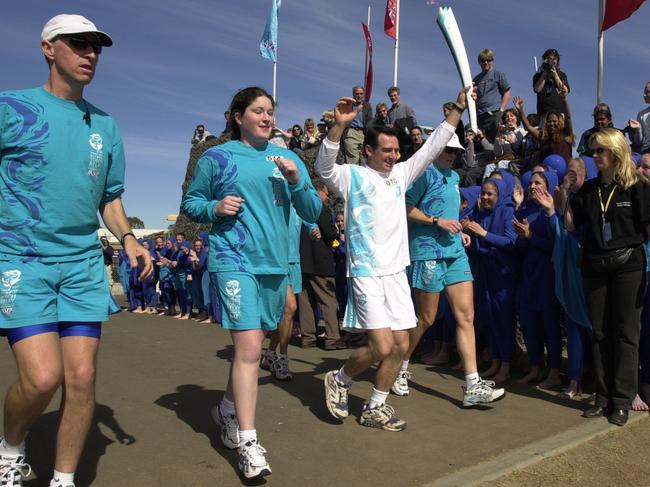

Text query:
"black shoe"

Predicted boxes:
[[323, 339, 349, 351], [607, 409, 628, 427], [300, 340, 317, 348], [581, 405, 607, 418]]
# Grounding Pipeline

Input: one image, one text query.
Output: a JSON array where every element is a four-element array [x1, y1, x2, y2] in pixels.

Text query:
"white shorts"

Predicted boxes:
[[342, 270, 417, 332]]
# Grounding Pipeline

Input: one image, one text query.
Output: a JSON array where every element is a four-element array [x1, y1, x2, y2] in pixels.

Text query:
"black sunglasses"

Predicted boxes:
[[444, 147, 460, 154], [592, 147, 607, 154], [62, 35, 102, 54]]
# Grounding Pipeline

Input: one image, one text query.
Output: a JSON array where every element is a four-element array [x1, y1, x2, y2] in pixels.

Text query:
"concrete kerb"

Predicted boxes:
[[422, 411, 648, 487]]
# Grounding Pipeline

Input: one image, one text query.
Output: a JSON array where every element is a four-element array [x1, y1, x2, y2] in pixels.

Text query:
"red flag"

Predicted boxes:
[[601, 0, 645, 31], [384, 0, 398, 39], [362, 23, 373, 102]]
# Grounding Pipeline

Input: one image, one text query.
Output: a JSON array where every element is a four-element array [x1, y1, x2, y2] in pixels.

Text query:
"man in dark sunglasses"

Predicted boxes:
[[0, 14, 152, 487]]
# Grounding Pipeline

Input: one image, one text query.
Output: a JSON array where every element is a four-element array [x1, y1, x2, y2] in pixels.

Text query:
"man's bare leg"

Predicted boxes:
[[374, 330, 410, 392], [4, 333, 63, 446], [54, 336, 100, 473]]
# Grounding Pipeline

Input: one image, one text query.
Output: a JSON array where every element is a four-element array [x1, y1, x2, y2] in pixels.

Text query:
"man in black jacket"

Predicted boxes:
[[298, 181, 345, 349]]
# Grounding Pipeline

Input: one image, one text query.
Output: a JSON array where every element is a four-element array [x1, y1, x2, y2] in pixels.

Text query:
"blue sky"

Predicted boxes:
[[1, 0, 648, 230]]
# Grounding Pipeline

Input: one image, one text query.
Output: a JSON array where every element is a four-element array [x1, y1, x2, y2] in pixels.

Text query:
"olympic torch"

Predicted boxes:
[[436, 6, 477, 132]]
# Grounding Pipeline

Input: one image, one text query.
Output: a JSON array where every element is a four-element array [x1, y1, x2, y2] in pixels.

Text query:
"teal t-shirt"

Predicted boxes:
[[406, 164, 464, 260], [181, 140, 322, 274], [0, 87, 125, 262]]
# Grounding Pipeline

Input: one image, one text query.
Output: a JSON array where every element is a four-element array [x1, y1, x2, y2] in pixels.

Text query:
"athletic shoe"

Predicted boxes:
[[260, 350, 277, 372], [359, 403, 407, 432], [324, 370, 349, 420], [0, 450, 31, 487], [49, 480, 75, 487], [210, 403, 239, 449], [238, 440, 272, 479], [462, 379, 506, 407], [274, 354, 292, 381], [391, 369, 412, 396]]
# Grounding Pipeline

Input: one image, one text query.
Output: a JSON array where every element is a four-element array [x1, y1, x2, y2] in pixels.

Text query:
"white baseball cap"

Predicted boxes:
[[446, 133, 465, 151], [41, 14, 113, 47]]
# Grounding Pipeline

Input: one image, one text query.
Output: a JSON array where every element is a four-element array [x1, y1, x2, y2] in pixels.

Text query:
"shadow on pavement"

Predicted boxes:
[[25, 403, 135, 487]]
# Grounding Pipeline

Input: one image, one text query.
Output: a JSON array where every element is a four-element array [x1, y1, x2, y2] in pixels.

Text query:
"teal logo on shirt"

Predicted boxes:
[[87, 133, 104, 177]]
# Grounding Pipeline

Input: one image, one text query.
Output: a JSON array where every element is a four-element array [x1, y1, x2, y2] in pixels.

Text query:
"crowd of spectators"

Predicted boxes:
[[150, 50, 650, 416]]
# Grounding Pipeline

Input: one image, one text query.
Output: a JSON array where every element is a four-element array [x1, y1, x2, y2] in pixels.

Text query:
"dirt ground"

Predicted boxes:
[[1, 311, 649, 486], [482, 415, 650, 487]]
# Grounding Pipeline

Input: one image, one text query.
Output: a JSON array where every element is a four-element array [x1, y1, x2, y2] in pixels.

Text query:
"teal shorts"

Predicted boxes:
[[409, 254, 473, 293], [210, 271, 287, 331], [0, 255, 109, 329], [288, 262, 302, 294]]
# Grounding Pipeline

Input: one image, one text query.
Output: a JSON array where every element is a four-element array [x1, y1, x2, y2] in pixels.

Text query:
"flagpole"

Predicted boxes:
[[393, 0, 400, 86], [597, 0, 605, 104], [273, 62, 277, 103], [364, 6, 371, 84]]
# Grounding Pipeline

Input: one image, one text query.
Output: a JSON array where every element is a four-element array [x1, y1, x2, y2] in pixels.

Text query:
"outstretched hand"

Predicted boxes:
[[513, 96, 524, 113], [334, 97, 362, 126], [512, 217, 531, 239], [531, 186, 554, 212]]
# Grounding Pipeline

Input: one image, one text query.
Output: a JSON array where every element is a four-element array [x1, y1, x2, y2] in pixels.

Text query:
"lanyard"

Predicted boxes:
[[597, 185, 616, 217]]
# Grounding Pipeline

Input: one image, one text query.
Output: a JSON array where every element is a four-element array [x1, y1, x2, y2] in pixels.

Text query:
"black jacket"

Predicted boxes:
[[299, 206, 337, 276]]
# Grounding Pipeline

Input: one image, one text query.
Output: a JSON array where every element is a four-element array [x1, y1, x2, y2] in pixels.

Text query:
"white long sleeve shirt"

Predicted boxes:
[[315, 121, 455, 277]]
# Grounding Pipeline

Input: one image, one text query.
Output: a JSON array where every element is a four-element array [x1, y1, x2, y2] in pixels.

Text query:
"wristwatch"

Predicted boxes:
[[432, 216, 440, 226]]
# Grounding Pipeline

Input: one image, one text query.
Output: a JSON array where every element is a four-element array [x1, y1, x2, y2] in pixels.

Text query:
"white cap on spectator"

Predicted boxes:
[[447, 133, 465, 151], [41, 14, 113, 47]]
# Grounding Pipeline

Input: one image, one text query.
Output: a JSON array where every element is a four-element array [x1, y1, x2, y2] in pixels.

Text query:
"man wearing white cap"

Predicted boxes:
[[390, 133, 505, 407], [0, 14, 151, 487]]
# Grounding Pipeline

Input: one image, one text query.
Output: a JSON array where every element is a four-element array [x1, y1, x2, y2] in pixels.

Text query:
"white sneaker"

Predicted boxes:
[[210, 403, 239, 449], [359, 403, 407, 432], [463, 379, 506, 407], [391, 369, 412, 396], [274, 354, 292, 381], [49, 480, 75, 487], [0, 450, 31, 487], [238, 440, 271, 479], [260, 350, 277, 372], [324, 370, 349, 420]]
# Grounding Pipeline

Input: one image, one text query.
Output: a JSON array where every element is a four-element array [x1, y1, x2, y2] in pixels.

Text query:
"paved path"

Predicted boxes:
[[0, 312, 633, 486]]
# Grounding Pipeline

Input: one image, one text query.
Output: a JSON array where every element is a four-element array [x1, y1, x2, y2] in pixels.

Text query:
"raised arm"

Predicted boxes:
[[314, 97, 359, 195], [514, 96, 540, 142], [560, 89, 574, 140]]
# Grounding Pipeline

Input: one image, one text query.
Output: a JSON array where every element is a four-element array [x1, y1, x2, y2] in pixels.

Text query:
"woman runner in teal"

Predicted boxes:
[[181, 87, 321, 479]]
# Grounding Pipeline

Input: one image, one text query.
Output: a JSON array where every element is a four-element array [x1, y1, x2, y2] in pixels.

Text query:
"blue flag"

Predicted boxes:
[[259, 0, 281, 62]]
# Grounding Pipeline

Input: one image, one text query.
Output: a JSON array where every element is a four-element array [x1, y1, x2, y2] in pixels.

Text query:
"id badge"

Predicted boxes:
[[602, 221, 613, 243]]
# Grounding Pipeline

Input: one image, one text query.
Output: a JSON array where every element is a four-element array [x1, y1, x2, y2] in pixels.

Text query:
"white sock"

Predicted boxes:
[[0, 438, 25, 456], [335, 367, 353, 387], [51, 470, 74, 486], [465, 372, 480, 389], [368, 388, 389, 409], [401, 360, 410, 372], [239, 429, 257, 448], [220, 396, 236, 416]]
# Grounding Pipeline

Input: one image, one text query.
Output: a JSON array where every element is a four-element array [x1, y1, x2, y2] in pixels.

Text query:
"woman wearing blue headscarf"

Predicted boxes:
[[462, 178, 518, 382], [513, 170, 562, 388], [141, 240, 158, 313], [172, 240, 193, 319], [552, 157, 593, 399], [117, 249, 132, 309], [157, 239, 177, 315]]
